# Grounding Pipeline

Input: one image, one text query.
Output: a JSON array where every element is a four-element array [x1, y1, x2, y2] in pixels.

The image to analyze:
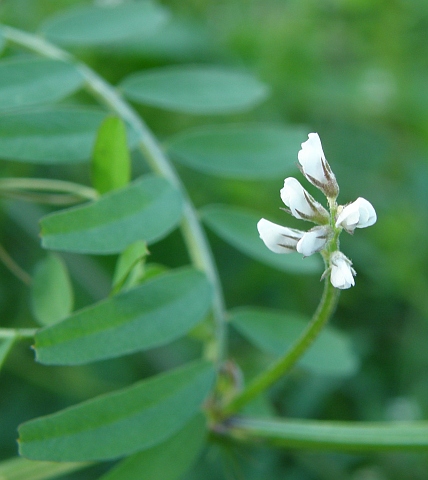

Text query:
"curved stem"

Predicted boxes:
[[0, 328, 37, 339], [223, 278, 340, 416], [0, 25, 226, 364], [0, 243, 32, 285]]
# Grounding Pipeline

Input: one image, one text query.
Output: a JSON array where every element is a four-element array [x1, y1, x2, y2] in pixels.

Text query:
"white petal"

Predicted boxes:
[[257, 218, 303, 254], [298, 133, 327, 183], [296, 227, 329, 257], [336, 197, 377, 232], [330, 251, 356, 289]]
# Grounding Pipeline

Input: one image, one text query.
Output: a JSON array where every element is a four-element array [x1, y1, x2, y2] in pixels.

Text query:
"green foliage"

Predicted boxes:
[[167, 124, 306, 178], [31, 254, 74, 326], [18, 360, 215, 461], [35, 268, 212, 365], [1, 1, 428, 479], [40, 175, 183, 254], [91, 116, 131, 194], [120, 65, 269, 114]]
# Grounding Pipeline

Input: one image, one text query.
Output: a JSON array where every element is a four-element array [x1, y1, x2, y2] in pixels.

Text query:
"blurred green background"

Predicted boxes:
[[1, 0, 428, 478]]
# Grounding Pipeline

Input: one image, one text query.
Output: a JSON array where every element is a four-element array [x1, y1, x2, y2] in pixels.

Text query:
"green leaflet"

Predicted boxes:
[[0, 337, 16, 372], [201, 205, 322, 274], [18, 360, 215, 461], [40, 175, 183, 254], [34, 268, 212, 365], [120, 65, 269, 114], [0, 457, 90, 480], [0, 57, 83, 111], [230, 308, 359, 376], [100, 414, 207, 480], [91, 116, 131, 194], [39, 2, 169, 46], [0, 107, 107, 164], [230, 416, 428, 451], [167, 124, 306, 178], [31, 254, 74, 327]]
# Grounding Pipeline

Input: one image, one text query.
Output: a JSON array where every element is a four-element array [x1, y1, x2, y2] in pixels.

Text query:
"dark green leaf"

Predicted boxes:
[[230, 308, 359, 376], [40, 175, 183, 254], [100, 414, 207, 480], [31, 254, 74, 326], [0, 107, 107, 164], [231, 416, 428, 452], [168, 124, 306, 178], [40, 2, 169, 46], [91, 116, 131, 194], [34, 268, 212, 365], [120, 66, 268, 114], [201, 205, 322, 274], [18, 360, 215, 461], [0, 57, 83, 111]]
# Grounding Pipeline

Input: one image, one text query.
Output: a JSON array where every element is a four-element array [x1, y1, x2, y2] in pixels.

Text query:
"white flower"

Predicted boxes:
[[257, 218, 304, 254], [298, 133, 339, 198], [330, 251, 356, 289], [280, 177, 329, 223], [335, 197, 377, 234], [296, 226, 331, 257]]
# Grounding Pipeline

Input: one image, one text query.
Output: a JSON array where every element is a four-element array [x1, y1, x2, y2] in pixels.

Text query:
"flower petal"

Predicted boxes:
[[336, 197, 377, 233], [330, 251, 356, 289], [296, 226, 330, 257], [257, 218, 304, 254]]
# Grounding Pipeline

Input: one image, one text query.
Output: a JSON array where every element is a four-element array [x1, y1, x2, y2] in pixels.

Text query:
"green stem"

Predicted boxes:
[[0, 243, 32, 285], [223, 278, 340, 416], [0, 328, 37, 339], [0, 25, 226, 364]]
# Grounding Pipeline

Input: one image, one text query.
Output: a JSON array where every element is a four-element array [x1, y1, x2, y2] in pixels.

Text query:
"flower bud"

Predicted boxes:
[[298, 133, 339, 199], [257, 218, 304, 254], [329, 251, 356, 289], [280, 177, 329, 224], [296, 226, 331, 257], [335, 197, 377, 234]]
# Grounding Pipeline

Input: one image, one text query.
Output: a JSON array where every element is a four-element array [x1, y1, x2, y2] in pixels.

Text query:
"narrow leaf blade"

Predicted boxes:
[[34, 268, 212, 365], [230, 308, 359, 376], [40, 3, 169, 46], [201, 205, 322, 274], [0, 337, 16, 371], [120, 66, 269, 114], [40, 175, 183, 254], [30, 254, 74, 326], [168, 124, 306, 178], [231, 416, 428, 451], [100, 414, 207, 480], [91, 116, 131, 194], [0, 57, 83, 111], [18, 360, 215, 461]]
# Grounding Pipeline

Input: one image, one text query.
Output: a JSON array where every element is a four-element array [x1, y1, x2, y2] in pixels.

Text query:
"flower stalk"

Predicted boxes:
[[223, 275, 340, 417]]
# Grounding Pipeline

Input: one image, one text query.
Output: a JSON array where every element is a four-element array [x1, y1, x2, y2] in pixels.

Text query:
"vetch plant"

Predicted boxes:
[[258, 132, 377, 289], [0, 5, 427, 480]]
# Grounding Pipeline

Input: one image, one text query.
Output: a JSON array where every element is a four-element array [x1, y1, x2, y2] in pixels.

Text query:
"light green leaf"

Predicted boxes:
[[230, 308, 359, 376], [0, 107, 108, 164], [0, 457, 90, 480], [120, 65, 269, 114], [18, 360, 215, 461], [91, 116, 131, 194], [40, 175, 183, 254], [31, 254, 74, 326], [112, 240, 149, 293], [201, 205, 322, 274], [100, 414, 207, 480], [0, 57, 83, 111], [168, 124, 306, 178], [0, 337, 16, 371], [34, 268, 212, 365], [40, 2, 169, 46], [231, 416, 428, 452]]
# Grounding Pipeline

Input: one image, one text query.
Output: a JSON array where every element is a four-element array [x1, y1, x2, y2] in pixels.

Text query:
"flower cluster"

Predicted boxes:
[[257, 133, 376, 289]]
